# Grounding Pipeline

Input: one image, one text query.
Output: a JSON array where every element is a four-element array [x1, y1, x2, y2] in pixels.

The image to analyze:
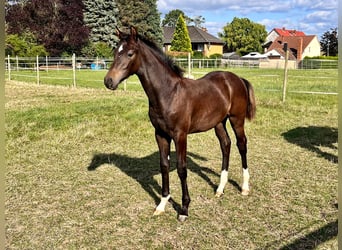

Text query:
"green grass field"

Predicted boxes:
[[5, 68, 338, 249]]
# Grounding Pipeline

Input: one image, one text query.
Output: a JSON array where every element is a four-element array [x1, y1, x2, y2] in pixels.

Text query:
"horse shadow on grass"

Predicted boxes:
[[264, 218, 338, 249], [282, 126, 338, 163], [87, 151, 224, 213]]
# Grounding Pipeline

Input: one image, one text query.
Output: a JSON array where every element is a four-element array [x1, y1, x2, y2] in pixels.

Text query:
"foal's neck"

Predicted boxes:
[[136, 42, 181, 107]]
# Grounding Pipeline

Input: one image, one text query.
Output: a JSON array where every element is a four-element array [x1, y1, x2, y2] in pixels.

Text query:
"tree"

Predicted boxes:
[[83, 0, 120, 49], [117, 0, 163, 46], [5, 1, 29, 34], [192, 15, 205, 28], [6, 0, 89, 56], [219, 17, 267, 55], [81, 41, 113, 58], [162, 9, 192, 27], [320, 28, 338, 56], [170, 15, 192, 53], [6, 32, 48, 57]]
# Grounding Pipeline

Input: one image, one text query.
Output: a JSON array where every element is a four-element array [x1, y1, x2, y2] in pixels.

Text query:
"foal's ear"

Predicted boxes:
[[130, 26, 138, 42], [115, 26, 123, 39]]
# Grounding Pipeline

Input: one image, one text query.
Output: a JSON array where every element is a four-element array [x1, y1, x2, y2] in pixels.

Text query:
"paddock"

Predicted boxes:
[[5, 68, 337, 249]]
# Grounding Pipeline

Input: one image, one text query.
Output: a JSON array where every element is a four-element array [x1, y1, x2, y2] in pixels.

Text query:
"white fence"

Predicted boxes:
[[5, 55, 337, 74], [5, 55, 263, 87], [5, 55, 338, 96]]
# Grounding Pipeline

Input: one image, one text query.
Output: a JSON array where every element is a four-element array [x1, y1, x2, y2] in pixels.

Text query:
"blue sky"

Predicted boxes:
[[157, 0, 338, 39]]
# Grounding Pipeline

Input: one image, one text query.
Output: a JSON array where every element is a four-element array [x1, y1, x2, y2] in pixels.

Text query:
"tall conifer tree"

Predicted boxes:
[[170, 15, 192, 53], [83, 0, 120, 48], [117, 0, 163, 46]]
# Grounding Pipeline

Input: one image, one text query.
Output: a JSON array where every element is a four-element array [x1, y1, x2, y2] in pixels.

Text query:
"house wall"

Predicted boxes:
[[204, 44, 223, 57], [265, 30, 279, 44], [164, 43, 223, 57], [260, 59, 297, 69], [302, 37, 321, 58]]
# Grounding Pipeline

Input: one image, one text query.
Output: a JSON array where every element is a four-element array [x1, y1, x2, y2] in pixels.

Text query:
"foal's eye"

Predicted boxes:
[[127, 50, 134, 57]]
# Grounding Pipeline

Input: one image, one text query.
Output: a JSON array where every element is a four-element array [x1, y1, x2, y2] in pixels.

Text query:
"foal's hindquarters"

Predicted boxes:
[[153, 86, 253, 221]]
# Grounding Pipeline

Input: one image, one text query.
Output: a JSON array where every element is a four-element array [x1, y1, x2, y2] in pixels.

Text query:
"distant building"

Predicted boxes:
[[163, 26, 224, 57], [263, 27, 321, 62], [264, 27, 306, 48], [267, 35, 320, 62]]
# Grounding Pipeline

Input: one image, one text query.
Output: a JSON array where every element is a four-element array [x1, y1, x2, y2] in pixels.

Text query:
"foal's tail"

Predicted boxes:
[[241, 78, 256, 121]]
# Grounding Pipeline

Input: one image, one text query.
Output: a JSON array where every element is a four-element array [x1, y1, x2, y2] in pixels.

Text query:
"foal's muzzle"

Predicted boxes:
[[104, 77, 119, 90]]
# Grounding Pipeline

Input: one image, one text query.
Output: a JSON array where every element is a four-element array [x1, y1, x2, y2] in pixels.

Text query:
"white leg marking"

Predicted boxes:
[[241, 168, 250, 195], [167, 155, 170, 161], [215, 170, 228, 197], [153, 194, 171, 216]]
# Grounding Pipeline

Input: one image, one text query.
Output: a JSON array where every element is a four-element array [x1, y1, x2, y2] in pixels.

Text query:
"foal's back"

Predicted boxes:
[[178, 71, 250, 133]]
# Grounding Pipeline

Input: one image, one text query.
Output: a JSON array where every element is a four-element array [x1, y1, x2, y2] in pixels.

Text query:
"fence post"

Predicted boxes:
[[46, 56, 48, 72], [188, 52, 191, 77], [282, 43, 289, 103], [7, 55, 11, 81], [72, 53, 76, 88], [36, 55, 40, 85], [16, 56, 19, 71]]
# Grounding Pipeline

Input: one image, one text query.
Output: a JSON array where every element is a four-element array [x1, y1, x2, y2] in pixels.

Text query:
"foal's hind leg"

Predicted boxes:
[[230, 116, 250, 195], [214, 120, 231, 197]]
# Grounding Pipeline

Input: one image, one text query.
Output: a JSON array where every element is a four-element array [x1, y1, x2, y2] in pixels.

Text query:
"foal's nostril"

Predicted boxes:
[[104, 77, 113, 86]]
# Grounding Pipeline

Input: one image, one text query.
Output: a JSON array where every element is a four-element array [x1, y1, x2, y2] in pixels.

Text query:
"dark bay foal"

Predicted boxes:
[[104, 27, 256, 221]]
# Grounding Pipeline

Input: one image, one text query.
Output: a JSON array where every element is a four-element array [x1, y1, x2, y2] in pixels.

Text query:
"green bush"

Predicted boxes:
[[209, 53, 222, 59], [192, 51, 204, 59], [6, 33, 48, 57], [304, 56, 338, 60], [81, 42, 113, 58]]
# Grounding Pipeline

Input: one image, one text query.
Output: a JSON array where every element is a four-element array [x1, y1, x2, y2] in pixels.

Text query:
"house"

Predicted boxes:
[[263, 27, 306, 50], [263, 27, 320, 63], [266, 35, 321, 62], [163, 26, 224, 57], [264, 49, 283, 59]]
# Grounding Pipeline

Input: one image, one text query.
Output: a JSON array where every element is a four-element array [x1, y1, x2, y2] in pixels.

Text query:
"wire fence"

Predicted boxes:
[[5, 55, 338, 96]]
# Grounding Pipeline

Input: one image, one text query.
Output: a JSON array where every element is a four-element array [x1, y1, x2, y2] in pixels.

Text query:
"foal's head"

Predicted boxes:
[[104, 27, 140, 90]]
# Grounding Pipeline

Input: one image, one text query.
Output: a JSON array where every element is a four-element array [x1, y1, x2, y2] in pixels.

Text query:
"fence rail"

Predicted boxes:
[[5, 55, 338, 72], [5, 55, 338, 96]]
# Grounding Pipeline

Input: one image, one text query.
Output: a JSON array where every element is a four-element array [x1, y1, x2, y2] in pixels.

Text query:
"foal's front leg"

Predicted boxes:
[[174, 132, 190, 222], [153, 131, 171, 216]]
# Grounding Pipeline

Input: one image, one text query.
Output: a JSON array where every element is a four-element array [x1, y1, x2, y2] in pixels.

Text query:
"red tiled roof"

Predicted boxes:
[[273, 28, 306, 37], [267, 35, 316, 60]]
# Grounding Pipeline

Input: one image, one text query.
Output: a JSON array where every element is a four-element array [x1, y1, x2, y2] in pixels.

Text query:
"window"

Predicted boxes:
[[192, 44, 204, 51]]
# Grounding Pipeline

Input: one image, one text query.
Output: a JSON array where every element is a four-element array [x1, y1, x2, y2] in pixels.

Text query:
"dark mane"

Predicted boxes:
[[137, 35, 184, 78]]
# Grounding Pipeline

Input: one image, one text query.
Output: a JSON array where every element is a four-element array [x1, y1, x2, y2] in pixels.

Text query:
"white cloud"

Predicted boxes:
[[158, 0, 294, 14], [157, 0, 337, 37], [295, 0, 338, 10], [205, 21, 226, 36], [303, 11, 334, 23]]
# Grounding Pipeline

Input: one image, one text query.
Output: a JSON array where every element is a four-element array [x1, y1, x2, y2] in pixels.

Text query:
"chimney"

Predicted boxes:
[[201, 27, 208, 32], [297, 37, 303, 61]]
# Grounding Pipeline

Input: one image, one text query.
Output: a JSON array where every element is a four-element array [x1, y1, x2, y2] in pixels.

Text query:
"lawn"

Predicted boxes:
[[5, 68, 338, 249]]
